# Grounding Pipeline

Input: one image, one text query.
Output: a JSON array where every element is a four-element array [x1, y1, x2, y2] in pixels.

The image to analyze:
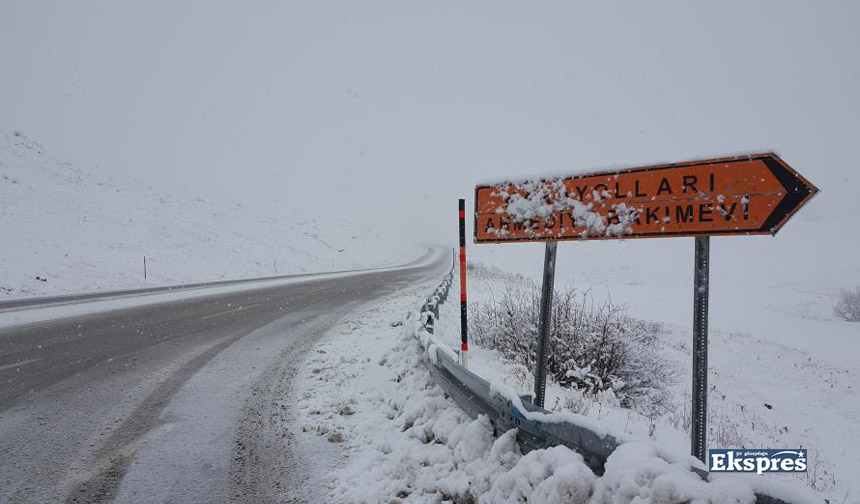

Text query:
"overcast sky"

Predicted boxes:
[[2, 1, 858, 272]]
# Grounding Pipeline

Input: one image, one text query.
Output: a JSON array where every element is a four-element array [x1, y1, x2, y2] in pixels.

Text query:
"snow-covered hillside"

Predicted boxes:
[[0, 131, 420, 299]]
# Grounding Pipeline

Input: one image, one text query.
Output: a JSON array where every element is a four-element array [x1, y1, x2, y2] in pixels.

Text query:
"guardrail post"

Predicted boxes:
[[534, 241, 558, 408], [425, 312, 434, 334], [691, 236, 710, 463]]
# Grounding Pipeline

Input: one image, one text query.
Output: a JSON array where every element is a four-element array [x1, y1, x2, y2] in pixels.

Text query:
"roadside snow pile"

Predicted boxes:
[[593, 443, 755, 504], [434, 266, 822, 502], [286, 271, 819, 504], [0, 131, 419, 299], [328, 386, 602, 503]]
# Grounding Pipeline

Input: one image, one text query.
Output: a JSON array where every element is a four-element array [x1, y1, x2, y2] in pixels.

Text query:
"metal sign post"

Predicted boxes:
[[691, 236, 710, 463], [534, 241, 558, 408]]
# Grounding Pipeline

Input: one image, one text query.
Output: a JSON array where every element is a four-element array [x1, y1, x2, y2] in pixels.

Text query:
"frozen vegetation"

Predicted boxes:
[[834, 287, 860, 322], [468, 269, 675, 417]]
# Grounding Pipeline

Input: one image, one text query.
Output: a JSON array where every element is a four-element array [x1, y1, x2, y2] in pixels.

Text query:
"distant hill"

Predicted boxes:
[[0, 131, 420, 298]]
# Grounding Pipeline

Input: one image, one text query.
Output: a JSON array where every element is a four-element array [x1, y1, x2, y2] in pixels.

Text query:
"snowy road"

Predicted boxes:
[[0, 250, 447, 503]]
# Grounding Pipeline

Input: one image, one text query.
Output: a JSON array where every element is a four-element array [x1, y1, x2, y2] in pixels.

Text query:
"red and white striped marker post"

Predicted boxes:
[[458, 199, 469, 368]]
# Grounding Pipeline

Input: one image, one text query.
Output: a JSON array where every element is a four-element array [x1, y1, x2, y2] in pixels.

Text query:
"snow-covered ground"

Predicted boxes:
[[284, 254, 850, 503], [0, 131, 420, 299], [435, 261, 855, 503], [289, 277, 639, 504]]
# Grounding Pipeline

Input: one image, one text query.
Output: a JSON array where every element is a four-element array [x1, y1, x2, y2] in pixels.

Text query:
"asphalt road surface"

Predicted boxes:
[[0, 250, 447, 503]]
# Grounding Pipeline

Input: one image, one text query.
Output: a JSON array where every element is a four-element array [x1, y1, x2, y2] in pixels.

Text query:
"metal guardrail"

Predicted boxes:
[[411, 269, 818, 504], [418, 270, 453, 336]]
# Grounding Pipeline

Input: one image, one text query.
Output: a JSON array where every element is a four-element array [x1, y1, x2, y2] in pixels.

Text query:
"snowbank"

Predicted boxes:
[[285, 269, 823, 503]]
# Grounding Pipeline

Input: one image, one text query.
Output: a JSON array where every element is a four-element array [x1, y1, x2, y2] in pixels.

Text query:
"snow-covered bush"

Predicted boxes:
[[834, 287, 860, 322], [469, 282, 674, 416]]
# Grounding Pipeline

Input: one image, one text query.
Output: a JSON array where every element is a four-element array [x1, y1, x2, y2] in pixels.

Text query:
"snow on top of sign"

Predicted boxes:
[[488, 178, 639, 238], [476, 151, 776, 187], [480, 168, 626, 188]]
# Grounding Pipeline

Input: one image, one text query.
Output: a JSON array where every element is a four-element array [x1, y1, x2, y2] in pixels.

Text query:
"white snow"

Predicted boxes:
[[476, 152, 774, 187], [490, 178, 637, 239], [282, 265, 825, 503], [0, 131, 420, 300], [433, 260, 851, 503]]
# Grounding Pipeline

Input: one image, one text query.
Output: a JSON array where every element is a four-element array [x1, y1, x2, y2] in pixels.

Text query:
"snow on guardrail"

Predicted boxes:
[[407, 266, 824, 504]]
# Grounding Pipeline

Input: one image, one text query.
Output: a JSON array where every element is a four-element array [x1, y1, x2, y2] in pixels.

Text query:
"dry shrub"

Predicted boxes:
[[469, 281, 674, 416], [835, 287, 860, 322]]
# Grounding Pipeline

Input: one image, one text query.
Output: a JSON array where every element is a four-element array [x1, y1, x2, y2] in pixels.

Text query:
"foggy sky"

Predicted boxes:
[[1, 1, 858, 253]]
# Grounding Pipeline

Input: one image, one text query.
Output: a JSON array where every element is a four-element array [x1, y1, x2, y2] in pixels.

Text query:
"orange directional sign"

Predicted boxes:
[[474, 153, 818, 243]]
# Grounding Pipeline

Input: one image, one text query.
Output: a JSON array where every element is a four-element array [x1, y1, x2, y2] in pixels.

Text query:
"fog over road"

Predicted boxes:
[[0, 249, 447, 503]]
